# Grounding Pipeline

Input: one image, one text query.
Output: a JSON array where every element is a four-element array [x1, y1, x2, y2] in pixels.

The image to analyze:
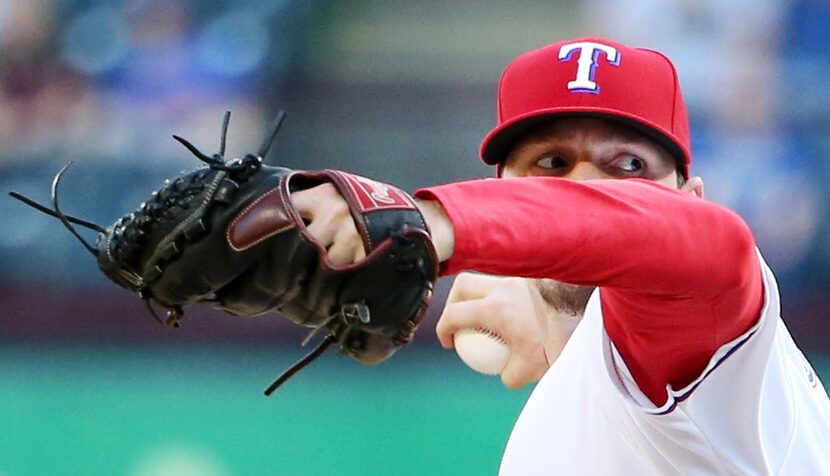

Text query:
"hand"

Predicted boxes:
[[291, 182, 367, 266], [291, 182, 455, 266], [436, 273, 552, 389]]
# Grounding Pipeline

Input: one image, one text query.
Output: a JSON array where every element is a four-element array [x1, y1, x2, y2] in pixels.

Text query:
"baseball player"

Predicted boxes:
[[291, 37, 830, 473], [17, 34, 829, 474]]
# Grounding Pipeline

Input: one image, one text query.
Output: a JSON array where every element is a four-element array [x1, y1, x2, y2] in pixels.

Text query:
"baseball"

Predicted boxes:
[[453, 328, 510, 375]]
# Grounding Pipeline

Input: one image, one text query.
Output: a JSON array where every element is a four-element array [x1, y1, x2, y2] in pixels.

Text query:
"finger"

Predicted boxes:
[[446, 273, 515, 304], [326, 235, 364, 266], [324, 217, 364, 265], [289, 188, 318, 221], [354, 243, 367, 262], [326, 241, 353, 266], [304, 190, 355, 248], [305, 218, 336, 249], [436, 299, 491, 348], [291, 183, 343, 221]]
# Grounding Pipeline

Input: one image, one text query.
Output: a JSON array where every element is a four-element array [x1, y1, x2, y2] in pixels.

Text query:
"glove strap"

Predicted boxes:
[[328, 170, 428, 250], [291, 169, 429, 254]]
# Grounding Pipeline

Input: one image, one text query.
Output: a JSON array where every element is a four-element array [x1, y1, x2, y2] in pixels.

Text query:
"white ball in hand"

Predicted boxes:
[[453, 328, 509, 375]]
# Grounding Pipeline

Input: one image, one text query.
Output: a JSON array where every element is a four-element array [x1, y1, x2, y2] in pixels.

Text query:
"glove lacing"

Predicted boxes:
[[9, 111, 332, 395]]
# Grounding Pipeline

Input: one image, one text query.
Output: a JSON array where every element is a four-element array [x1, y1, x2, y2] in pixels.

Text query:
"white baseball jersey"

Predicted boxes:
[[500, 252, 830, 475]]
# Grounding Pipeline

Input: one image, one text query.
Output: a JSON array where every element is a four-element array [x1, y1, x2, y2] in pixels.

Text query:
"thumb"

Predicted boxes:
[[500, 352, 540, 390]]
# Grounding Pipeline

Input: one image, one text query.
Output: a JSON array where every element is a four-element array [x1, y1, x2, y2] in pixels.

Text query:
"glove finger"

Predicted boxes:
[[436, 298, 491, 349]]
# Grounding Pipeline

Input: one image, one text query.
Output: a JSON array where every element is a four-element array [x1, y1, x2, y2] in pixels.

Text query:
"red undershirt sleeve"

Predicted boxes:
[[414, 177, 764, 406]]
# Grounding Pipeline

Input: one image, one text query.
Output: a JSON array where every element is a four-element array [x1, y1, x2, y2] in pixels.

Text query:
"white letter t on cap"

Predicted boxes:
[[558, 42, 620, 93]]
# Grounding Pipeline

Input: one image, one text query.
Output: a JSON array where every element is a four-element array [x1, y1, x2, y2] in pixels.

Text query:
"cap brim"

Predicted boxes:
[[480, 108, 690, 178]]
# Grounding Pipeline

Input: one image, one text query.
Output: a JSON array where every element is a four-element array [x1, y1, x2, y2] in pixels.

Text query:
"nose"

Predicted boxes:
[[563, 162, 607, 181]]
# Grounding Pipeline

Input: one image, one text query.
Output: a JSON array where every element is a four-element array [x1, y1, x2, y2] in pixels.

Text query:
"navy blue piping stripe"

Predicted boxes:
[[654, 329, 758, 415]]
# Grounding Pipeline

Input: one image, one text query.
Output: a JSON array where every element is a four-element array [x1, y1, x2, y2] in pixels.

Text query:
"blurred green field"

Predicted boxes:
[[0, 344, 532, 476], [2, 345, 828, 476]]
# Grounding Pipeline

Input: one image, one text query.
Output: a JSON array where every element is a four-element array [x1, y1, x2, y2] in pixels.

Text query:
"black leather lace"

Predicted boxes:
[[8, 111, 339, 396]]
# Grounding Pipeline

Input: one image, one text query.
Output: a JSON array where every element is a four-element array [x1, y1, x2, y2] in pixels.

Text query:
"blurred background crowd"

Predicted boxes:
[[1, 1, 829, 475]]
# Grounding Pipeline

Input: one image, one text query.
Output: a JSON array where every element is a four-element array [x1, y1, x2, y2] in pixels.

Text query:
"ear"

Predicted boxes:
[[681, 176, 704, 198]]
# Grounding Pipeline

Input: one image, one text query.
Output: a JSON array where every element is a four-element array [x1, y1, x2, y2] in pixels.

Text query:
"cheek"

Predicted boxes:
[[654, 172, 680, 188], [502, 159, 548, 178], [500, 164, 522, 178], [502, 153, 538, 178]]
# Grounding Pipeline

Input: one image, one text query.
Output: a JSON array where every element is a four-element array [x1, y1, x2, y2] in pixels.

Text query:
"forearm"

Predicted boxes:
[[415, 198, 455, 263], [415, 176, 765, 404], [415, 176, 757, 296]]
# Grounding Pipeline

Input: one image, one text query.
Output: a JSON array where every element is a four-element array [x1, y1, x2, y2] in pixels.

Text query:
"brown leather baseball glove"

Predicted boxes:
[[10, 111, 438, 395]]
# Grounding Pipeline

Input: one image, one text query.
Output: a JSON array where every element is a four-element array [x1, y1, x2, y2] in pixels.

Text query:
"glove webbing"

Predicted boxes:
[[9, 111, 328, 396]]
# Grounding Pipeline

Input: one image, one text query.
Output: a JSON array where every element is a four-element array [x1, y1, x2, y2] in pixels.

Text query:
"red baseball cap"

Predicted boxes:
[[480, 37, 691, 178]]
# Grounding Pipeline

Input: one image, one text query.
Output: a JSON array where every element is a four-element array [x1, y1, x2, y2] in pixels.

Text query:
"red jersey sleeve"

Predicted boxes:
[[415, 177, 764, 406]]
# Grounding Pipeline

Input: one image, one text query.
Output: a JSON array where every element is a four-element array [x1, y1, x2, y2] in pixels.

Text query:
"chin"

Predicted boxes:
[[534, 279, 595, 317]]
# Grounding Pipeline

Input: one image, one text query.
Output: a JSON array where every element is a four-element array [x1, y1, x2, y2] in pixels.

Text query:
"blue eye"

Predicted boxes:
[[536, 156, 567, 169], [619, 155, 644, 172]]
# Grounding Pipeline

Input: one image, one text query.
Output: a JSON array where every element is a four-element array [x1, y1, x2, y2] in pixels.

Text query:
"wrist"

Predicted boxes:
[[415, 198, 455, 263]]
